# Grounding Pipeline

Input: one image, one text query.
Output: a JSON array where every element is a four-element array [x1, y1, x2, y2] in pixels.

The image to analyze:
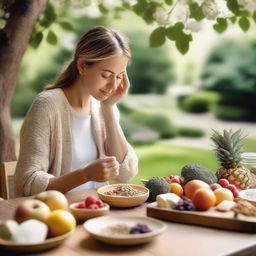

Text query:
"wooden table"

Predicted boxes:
[[1, 190, 256, 256]]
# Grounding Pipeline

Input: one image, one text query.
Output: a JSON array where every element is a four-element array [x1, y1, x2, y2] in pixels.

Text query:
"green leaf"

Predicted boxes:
[[253, 12, 256, 23], [165, 22, 184, 41], [59, 21, 74, 31], [143, 4, 156, 24], [229, 16, 237, 23], [30, 32, 43, 49], [149, 27, 166, 47], [238, 10, 250, 17], [189, 2, 204, 21], [133, 0, 147, 15], [239, 16, 250, 31], [176, 37, 190, 55], [227, 0, 239, 15], [98, 3, 109, 14], [46, 30, 58, 45], [165, 0, 173, 5], [44, 2, 57, 22], [213, 18, 228, 33]]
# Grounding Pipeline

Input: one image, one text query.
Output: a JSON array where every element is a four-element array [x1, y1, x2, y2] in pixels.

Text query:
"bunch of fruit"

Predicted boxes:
[[0, 190, 76, 243], [163, 175, 184, 197], [210, 178, 239, 198], [130, 223, 152, 234], [184, 179, 236, 211], [174, 196, 195, 211], [75, 195, 105, 209]]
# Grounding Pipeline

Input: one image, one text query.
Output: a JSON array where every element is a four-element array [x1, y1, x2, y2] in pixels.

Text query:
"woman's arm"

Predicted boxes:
[[101, 105, 128, 163]]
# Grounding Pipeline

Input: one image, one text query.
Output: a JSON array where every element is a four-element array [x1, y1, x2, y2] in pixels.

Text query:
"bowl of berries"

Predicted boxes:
[[70, 195, 110, 221]]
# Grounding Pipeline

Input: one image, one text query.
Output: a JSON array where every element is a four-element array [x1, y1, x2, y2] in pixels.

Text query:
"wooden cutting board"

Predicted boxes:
[[147, 202, 256, 233]]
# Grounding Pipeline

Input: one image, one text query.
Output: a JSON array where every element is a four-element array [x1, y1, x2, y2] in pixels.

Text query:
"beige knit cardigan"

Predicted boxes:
[[14, 88, 138, 196]]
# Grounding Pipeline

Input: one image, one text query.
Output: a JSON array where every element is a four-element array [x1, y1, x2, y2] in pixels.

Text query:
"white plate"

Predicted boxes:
[[239, 189, 256, 206], [83, 215, 166, 245]]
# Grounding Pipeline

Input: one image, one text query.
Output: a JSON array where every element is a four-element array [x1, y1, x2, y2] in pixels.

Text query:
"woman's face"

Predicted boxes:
[[80, 55, 129, 101]]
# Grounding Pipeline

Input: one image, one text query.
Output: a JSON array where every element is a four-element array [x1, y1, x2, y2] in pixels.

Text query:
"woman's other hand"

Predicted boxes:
[[83, 156, 120, 182], [101, 72, 130, 107]]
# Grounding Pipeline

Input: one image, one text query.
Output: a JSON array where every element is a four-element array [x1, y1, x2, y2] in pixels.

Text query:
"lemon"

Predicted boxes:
[[47, 210, 76, 236]]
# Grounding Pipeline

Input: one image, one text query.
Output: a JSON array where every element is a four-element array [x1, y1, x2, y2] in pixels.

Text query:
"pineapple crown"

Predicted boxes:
[[210, 129, 246, 169]]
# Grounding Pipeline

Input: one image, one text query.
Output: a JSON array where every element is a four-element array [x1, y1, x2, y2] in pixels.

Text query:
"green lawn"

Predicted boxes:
[[130, 143, 219, 185], [130, 138, 256, 185]]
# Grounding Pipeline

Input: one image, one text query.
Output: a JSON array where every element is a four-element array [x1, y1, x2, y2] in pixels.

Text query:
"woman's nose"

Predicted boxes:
[[106, 78, 118, 91]]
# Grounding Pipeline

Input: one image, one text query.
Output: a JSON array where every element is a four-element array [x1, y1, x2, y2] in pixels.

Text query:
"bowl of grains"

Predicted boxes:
[[97, 184, 149, 207]]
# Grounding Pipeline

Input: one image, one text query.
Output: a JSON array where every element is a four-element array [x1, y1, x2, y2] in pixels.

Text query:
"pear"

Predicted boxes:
[[0, 220, 19, 240], [11, 219, 48, 243]]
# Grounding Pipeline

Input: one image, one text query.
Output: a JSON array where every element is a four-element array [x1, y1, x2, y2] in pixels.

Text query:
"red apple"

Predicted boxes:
[[87, 204, 99, 209], [226, 184, 240, 198], [95, 200, 104, 208], [85, 196, 97, 207], [35, 190, 69, 211], [210, 183, 222, 191], [218, 179, 229, 188], [14, 199, 50, 223], [76, 202, 86, 209]]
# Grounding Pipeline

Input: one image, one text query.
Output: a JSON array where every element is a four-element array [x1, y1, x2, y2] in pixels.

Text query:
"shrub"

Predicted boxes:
[[201, 40, 256, 121], [212, 104, 248, 121], [178, 127, 205, 137], [126, 31, 174, 94], [128, 112, 179, 138], [180, 91, 219, 113]]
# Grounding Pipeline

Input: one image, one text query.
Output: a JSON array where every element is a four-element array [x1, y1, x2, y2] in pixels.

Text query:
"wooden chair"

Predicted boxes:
[[0, 161, 17, 200]]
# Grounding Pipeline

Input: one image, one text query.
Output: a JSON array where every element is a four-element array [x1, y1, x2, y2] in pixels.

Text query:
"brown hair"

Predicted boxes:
[[46, 26, 131, 90]]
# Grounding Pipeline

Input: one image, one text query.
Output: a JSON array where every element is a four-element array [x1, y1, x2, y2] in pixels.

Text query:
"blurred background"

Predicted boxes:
[[11, 4, 256, 184]]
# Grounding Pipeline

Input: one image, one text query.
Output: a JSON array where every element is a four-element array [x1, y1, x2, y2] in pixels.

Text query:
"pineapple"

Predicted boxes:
[[211, 129, 251, 190]]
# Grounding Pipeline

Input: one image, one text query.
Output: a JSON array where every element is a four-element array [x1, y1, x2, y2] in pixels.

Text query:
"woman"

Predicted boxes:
[[14, 26, 138, 196]]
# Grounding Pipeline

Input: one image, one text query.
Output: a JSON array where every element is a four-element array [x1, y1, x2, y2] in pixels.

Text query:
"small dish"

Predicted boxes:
[[239, 189, 256, 206], [0, 229, 74, 252], [97, 184, 149, 208], [70, 201, 110, 221], [83, 215, 166, 245]]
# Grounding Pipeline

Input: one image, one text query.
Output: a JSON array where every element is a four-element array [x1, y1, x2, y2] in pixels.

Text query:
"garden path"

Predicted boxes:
[[162, 112, 256, 149]]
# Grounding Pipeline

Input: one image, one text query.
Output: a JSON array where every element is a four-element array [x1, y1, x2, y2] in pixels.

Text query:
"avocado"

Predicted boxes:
[[181, 164, 217, 185], [141, 177, 170, 202]]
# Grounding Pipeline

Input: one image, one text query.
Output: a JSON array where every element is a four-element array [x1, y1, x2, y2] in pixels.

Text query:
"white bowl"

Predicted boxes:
[[239, 189, 256, 206], [83, 215, 166, 245]]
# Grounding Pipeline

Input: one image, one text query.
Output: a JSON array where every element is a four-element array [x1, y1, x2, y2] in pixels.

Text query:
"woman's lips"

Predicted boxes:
[[100, 89, 112, 96]]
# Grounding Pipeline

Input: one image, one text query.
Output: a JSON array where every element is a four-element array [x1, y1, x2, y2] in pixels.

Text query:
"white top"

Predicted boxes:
[[69, 106, 108, 192]]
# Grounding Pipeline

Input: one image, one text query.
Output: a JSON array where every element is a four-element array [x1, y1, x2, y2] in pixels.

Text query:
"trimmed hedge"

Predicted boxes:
[[212, 104, 248, 121], [178, 126, 205, 137], [180, 91, 219, 113]]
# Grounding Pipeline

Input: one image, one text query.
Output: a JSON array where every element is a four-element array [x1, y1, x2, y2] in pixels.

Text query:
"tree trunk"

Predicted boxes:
[[0, 0, 47, 162]]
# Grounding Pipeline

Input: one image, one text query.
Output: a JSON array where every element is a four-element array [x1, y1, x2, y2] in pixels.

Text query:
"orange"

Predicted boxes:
[[47, 210, 76, 236], [169, 183, 184, 197], [214, 188, 234, 205], [184, 180, 210, 199], [192, 188, 216, 211]]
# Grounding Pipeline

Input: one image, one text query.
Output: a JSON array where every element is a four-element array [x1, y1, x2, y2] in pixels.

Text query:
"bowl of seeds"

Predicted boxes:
[[97, 184, 149, 208]]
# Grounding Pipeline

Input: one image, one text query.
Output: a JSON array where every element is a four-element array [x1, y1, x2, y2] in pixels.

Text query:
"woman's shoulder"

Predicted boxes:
[[32, 88, 64, 108]]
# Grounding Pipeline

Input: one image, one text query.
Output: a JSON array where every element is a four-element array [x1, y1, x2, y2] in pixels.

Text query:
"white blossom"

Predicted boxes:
[[70, 0, 92, 8], [101, 0, 120, 11], [153, 7, 171, 26], [122, 0, 137, 6], [172, 3, 190, 23], [187, 19, 202, 32], [216, 0, 233, 18], [202, 0, 219, 20], [238, 0, 256, 11]]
